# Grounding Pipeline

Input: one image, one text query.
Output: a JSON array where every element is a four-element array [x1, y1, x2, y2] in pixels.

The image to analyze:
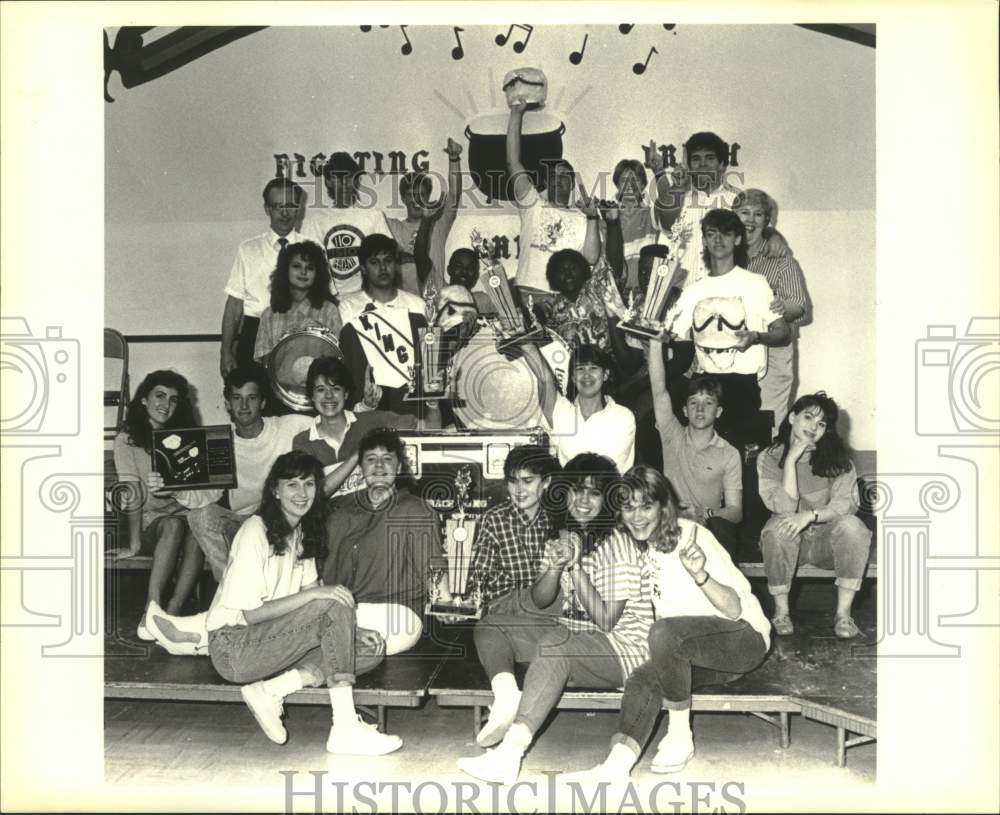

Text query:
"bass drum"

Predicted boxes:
[[266, 327, 342, 412], [450, 322, 571, 431]]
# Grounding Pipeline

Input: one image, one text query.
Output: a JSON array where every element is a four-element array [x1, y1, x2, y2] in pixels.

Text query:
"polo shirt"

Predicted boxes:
[[224, 229, 305, 318], [549, 394, 636, 474], [337, 288, 426, 326], [292, 410, 417, 496], [322, 490, 443, 615], [658, 416, 742, 512]]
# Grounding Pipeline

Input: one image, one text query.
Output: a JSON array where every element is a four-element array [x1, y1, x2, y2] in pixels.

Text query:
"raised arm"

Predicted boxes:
[[576, 182, 603, 265], [602, 201, 626, 289], [645, 143, 687, 233], [506, 103, 535, 203], [519, 343, 558, 426], [220, 295, 244, 378], [648, 336, 679, 436]]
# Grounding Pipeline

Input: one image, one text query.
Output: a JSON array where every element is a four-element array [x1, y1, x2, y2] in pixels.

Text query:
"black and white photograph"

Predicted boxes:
[[1, 3, 997, 813]]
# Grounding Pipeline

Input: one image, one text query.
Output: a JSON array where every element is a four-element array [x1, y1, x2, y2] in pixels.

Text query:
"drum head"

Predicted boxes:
[[267, 328, 342, 411], [450, 325, 567, 430]]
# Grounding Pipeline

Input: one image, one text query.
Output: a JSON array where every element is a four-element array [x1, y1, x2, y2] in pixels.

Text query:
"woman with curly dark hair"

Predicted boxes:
[[112, 370, 202, 636], [457, 463, 657, 786], [559, 466, 769, 783], [549, 452, 621, 558], [757, 392, 871, 639], [203, 450, 401, 755], [253, 239, 342, 363]]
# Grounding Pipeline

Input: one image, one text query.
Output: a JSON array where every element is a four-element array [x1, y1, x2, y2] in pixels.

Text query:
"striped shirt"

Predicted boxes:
[[470, 502, 554, 606], [748, 252, 808, 327], [253, 298, 343, 361], [585, 530, 657, 679], [551, 530, 612, 633]]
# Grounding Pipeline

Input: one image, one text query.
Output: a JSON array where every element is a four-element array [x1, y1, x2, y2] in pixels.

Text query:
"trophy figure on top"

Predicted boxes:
[[426, 465, 483, 620], [620, 221, 693, 341], [470, 229, 548, 351]]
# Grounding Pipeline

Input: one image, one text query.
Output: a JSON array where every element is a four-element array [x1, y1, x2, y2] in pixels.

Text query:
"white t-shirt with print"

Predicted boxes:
[[515, 186, 589, 293], [664, 267, 781, 378], [300, 206, 391, 296]]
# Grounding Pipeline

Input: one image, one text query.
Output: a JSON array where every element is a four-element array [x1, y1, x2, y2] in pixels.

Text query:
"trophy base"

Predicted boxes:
[[403, 386, 449, 402], [620, 321, 667, 341], [495, 324, 549, 352], [426, 601, 483, 620]]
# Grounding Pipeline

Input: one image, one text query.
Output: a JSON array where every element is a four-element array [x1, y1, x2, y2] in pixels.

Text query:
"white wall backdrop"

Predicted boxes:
[[105, 23, 875, 447]]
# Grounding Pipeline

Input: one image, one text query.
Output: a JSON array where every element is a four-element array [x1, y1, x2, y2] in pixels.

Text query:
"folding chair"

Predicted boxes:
[[104, 328, 129, 440]]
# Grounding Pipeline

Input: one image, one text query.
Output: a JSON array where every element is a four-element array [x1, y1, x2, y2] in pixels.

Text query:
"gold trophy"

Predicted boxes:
[[404, 325, 448, 401], [426, 466, 483, 619], [621, 225, 691, 341], [470, 229, 547, 350]]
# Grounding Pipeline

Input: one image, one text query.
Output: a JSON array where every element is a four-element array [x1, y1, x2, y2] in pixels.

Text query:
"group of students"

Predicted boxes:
[[109, 106, 872, 775]]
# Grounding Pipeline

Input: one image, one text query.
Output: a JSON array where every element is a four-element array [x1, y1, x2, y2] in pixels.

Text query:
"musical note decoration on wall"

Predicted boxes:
[[633, 46, 658, 76], [495, 24, 533, 53], [399, 26, 413, 55], [348, 24, 682, 79]]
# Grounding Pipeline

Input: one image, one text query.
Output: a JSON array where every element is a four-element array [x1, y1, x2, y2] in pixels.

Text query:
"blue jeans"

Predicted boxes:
[[486, 586, 561, 617], [474, 612, 623, 734], [189, 504, 245, 581], [208, 598, 383, 688], [614, 616, 766, 754], [761, 514, 871, 594]]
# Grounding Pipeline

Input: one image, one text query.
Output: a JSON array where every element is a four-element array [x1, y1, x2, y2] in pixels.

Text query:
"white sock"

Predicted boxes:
[[262, 669, 303, 700], [490, 672, 520, 710], [499, 722, 532, 756], [603, 743, 638, 774], [328, 684, 355, 725], [667, 708, 693, 739]]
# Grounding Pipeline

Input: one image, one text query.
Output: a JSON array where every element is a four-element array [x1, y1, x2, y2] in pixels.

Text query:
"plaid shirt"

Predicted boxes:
[[470, 501, 554, 605]]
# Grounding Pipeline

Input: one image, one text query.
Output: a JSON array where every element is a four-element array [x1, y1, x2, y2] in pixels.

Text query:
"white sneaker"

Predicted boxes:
[[326, 715, 402, 756], [456, 746, 522, 785], [240, 682, 288, 744], [477, 690, 522, 747], [650, 731, 694, 774], [556, 763, 631, 787]]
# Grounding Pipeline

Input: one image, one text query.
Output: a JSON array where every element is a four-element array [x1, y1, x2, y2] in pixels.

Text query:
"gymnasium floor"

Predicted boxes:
[[104, 583, 876, 812]]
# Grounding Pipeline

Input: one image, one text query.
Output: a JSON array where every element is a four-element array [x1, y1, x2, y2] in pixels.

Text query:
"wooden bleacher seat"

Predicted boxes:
[[428, 611, 876, 767], [104, 626, 465, 733]]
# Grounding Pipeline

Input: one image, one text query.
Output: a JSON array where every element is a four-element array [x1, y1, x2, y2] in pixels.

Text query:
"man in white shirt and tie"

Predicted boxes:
[[220, 178, 305, 377]]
